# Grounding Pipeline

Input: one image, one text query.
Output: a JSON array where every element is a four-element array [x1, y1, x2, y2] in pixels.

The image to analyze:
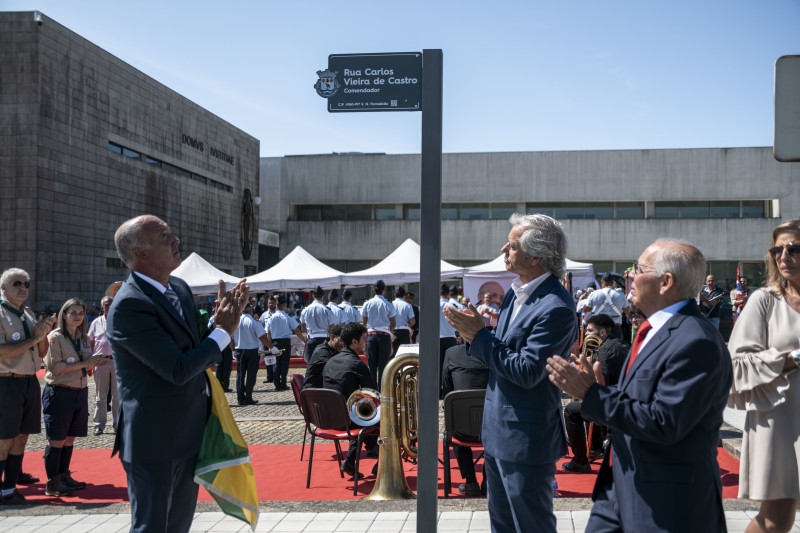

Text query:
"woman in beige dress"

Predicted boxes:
[[728, 218, 800, 533], [42, 298, 106, 496]]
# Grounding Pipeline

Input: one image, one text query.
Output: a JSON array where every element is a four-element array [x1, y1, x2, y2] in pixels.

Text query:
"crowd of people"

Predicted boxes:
[[2, 212, 800, 533]]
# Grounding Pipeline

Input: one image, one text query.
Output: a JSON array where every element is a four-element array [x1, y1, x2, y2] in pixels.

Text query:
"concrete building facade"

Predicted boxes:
[[1, 11, 260, 310], [261, 147, 800, 290]]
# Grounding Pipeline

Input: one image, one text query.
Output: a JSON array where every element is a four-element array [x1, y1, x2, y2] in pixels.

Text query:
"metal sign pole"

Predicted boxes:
[[417, 48, 443, 533]]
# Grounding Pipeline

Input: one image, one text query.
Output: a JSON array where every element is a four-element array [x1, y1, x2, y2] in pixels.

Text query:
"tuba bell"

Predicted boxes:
[[581, 333, 603, 366], [346, 388, 381, 426]]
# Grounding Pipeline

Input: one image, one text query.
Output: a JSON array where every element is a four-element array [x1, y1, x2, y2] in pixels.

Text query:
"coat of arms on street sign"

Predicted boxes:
[[314, 69, 340, 98]]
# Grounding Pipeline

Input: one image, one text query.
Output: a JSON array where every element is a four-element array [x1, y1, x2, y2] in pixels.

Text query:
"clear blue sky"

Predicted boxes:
[[6, 1, 799, 157]]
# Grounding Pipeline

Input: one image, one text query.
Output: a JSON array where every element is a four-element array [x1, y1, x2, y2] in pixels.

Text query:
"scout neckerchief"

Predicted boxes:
[[1, 300, 30, 339], [66, 330, 87, 377]]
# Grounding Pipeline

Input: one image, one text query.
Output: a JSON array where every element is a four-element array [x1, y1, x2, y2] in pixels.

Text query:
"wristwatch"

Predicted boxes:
[[791, 349, 800, 368]]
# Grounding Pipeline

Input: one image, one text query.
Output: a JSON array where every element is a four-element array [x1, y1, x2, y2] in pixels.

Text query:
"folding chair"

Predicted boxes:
[[442, 389, 486, 498]]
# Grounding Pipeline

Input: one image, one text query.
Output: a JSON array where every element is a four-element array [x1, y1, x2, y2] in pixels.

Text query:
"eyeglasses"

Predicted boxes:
[[768, 243, 800, 257], [11, 281, 31, 288], [633, 262, 659, 276]]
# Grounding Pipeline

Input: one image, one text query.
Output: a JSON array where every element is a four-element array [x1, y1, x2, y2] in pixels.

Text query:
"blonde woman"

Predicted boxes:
[[729, 218, 800, 533], [42, 298, 106, 497]]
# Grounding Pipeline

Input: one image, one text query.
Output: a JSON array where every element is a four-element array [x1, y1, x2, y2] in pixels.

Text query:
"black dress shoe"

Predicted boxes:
[[561, 460, 592, 473], [17, 472, 39, 485], [94, 427, 104, 436], [458, 481, 482, 497], [245, 398, 259, 405], [340, 462, 364, 479], [588, 449, 604, 462]]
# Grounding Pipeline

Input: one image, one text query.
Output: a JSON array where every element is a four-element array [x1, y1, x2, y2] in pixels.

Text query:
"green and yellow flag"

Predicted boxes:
[[195, 369, 259, 530]]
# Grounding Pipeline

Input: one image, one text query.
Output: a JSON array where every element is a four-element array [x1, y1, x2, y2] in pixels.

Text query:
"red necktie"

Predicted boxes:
[[625, 320, 651, 376]]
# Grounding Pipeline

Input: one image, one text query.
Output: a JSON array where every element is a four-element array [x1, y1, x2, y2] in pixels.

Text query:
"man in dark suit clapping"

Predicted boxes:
[[547, 239, 732, 533], [107, 215, 248, 533]]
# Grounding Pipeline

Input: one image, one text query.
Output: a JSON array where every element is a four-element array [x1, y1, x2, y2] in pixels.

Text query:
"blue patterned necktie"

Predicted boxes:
[[164, 287, 185, 319]]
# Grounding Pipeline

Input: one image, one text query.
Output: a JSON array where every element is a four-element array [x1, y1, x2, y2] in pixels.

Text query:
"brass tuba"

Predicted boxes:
[[346, 388, 381, 426], [361, 352, 418, 500], [581, 334, 603, 366]]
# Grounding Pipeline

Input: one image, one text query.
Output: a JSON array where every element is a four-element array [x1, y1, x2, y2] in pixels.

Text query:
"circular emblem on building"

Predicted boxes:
[[241, 188, 255, 260]]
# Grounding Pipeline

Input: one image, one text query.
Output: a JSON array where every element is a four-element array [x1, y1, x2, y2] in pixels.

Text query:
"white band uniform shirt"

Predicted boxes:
[[0, 302, 39, 374], [258, 309, 276, 327], [439, 298, 457, 338], [265, 310, 299, 339], [300, 300, 332, 338], [327, 301, 347, 325], [133, 272, 231, 351], [339, 301, 362, 323], [449, 297, 466, 310], [392, 298, 415, 332], [233, 314, 267, 350], [584, 286, 629, 325], [361, 294, 396, 334]]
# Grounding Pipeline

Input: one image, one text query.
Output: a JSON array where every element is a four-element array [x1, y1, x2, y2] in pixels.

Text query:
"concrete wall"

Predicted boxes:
[[270, 148, 800, 263], [1, 12, 259, 309]]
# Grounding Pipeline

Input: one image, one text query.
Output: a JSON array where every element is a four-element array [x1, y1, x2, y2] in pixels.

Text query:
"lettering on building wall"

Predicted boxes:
[[181, 134, 204, 152], [181, 133, 234, 166]]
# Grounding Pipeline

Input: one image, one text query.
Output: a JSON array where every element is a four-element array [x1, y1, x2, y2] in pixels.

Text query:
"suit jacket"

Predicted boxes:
[[441, 343, 489, 395], [468, 274, 578, 465], [107, 272, 222, 463], [581, 300, 732, 532]]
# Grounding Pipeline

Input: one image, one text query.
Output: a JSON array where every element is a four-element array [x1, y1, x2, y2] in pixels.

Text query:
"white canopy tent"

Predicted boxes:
[[461, 255, 595, 303], [171, 252, 242, 295], [246, 245, 345, 291], [340, 238, 465, 286]]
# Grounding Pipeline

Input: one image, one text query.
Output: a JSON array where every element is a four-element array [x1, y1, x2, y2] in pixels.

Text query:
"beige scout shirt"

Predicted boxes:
[[0, 304, 39, 375], [44, 329, 90, 389]]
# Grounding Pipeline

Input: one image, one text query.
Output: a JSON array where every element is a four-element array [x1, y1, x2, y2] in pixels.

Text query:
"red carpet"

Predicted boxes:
[[14, 445, 739, 503]]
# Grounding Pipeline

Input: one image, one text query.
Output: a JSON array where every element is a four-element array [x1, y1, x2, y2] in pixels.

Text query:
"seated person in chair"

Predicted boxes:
[[322, 322, 379, 477], [302, 324, 344, 390], [562, 313, 628, 473], [442, 333, 490, 496]]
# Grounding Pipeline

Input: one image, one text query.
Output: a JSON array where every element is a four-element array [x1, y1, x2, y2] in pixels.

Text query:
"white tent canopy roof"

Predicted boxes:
[[341, 238, 465, 286], [172, 252, 242, 295], [247, 245, 345, 291], [463, 255, 594, 277]]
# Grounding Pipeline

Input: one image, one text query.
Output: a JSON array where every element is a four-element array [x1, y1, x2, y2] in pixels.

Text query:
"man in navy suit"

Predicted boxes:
[[547, 239, 732, 533], [107, 215, 248, 533], [446, 213, 578, 533]]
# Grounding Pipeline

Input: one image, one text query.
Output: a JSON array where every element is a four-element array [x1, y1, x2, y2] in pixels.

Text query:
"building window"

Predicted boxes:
[[709, 201, 739, 218], [491, 203, 517, 220], [375, 204, 396, 220], [321, 205, 346, 221], [107, 140, 231, 193], [526, 203, 555, 217], [681, 201, 710, 218], [585, 203, 614, 219], [348, 204, 372, 220], [441, 203, 459, 220], [296, 205, 319, 221], [742, 200, 765, 218], [615, 202, 643, 218], [405, 204, 421, 220], [106, 257, 124, 268], [460, 203, 490, 220]]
